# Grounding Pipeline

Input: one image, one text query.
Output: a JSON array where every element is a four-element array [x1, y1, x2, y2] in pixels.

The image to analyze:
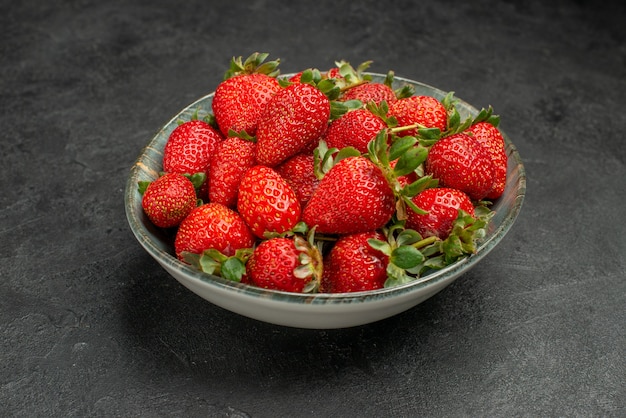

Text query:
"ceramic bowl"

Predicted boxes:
[[124, 74, 526, 329]]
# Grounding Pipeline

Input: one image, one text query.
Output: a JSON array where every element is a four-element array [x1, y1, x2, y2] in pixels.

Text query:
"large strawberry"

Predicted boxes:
[[322, 108, 387, 154], [140, 172, 197, 228], [174, 202, 255, 260], [321, 231, 389, 293], [275, 153, 320, 207], [237, 165, 301, 239], [425, 133, 495, 201], [211, 53, 281, 137], [406, 187, 475, 240], [387, 95, 448, 137], [466, 121, 508, 200], [302, 156, 395, 235], [162, 119, 223, 175], [247, 235, 322, 293], [207, 135, 256, 208], [255, 82, 330, 167]]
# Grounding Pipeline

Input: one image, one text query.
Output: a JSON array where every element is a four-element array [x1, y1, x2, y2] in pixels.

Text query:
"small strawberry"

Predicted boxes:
[[162, 119, 223, 175], [302, 156, 395, 235], [466, 121, 508, 200], [255, 82, 330, 167], [174, 202, 255, 260], [237, 165, 302, 239], [322, 108, 387, 154], [406, 187, 475, 240], [387, 95, 448, 137], [247, 235, 322, 293], [321, 231, 389, 293], [275, 153, 320, 207], [425, 133, 495, 201], [140, 172, 198, 228], [211, 53, 281, 137], [340, 82, 397, 106], [207, 134, 256, 208]]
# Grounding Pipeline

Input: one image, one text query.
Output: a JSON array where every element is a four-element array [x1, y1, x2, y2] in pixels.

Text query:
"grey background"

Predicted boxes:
[[1, 0, 624, 416]]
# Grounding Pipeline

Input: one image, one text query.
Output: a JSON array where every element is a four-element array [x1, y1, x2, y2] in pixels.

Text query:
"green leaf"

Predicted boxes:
[[388, 136, 417, 161], [137, 180, 151, 195], [390, 245, 425, 269], [368, 238, 392, 256], [393, 147, 428, 177], [396, 229, 422, 246], [185, 172, 207, 190], [417, 127, 441, 140], [221, 257, 246, 282], [401, 175, 438, 198]]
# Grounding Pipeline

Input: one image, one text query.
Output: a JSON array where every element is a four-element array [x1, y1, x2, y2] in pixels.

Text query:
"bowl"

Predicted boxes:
[[124, 73, 526, 329]]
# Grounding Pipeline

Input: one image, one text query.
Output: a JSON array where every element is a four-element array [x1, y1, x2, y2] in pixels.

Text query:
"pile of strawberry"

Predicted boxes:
[[139, 52, 507, 293]]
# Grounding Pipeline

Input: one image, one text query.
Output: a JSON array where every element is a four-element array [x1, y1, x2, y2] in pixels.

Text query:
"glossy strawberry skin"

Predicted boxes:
[[275, 153, 320, 207], [237, 165, 302, 239], [425, 133, 496, 201], [387, 95, 447, 136], [406, 187, 475, 240], [321, 231, 389, 293], [303, 156, 395, 235], [141, 173, 197, 228], [208, 136, 256, 208], [322, 108, 387, 154], [246, 237, 310, 292], [162, 119, 223, 175], [340, 82, 397, 106], [466, 122, 508, 200], [255, 83, 330, 167], [212, 73, 281, 137], [174, 202, 255, 260]]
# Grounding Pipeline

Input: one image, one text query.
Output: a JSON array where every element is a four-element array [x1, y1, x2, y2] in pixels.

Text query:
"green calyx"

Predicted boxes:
[[224, 52, 281, 80], [183, 247, 254, 282]]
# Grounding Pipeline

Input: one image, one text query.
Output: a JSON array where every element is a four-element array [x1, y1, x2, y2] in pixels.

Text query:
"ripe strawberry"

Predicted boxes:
[[302, 156, 395, 235], [237, 165, 302, 239], [340, 82, 397, 106], [174, 202, 255, 260], [387, 95, 448, 136], [321, 231, 389, 293], [208, 135, 256, 208], [211, 53, 281, 137], [406, 187, 475, 240], [425, 133, 495, 201], [247, 236, 322, 293], [141, 173, 197, 228], [466, 121, 508, 200], [255, 83, 330, 167], [322, 108, 387, 154], [162, 119, 223, 175], [275, 153, 320, 207]]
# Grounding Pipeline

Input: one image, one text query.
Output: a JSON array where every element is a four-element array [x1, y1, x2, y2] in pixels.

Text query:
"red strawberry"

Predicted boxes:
[[406, 187, 475, 240], [340, 82, 397, 106], [302, 156, 395, 235], [162, 119, 223, 175], [275, 153, 320, 207], [425, 133, 495, 201], [466, 121, 508, 200], [174, 202, 255, 260], [237, 165, 302, 239], [208, 135, 256, 208], [321, 231, 389, 293], [255, 83, 330, 167], [322, 108, 387, 154], [387, 95, 447, 136], [141, 173, 197, 228], [247, 236, 322, 293]]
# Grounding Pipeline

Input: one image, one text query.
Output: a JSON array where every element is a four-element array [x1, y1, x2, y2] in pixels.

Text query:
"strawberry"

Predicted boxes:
[[174, 202, 255, 260], [302, 156, 395, 235], [275, 153, 320, 207], [207, 135, 256, 208], [387, 95, 448, 137], [255, 82, 330, 167], [466, 121, 508, 200], [340, 82, 397, 106], [140, 172, 197, 228], [321, 231, 389, 293], [425, 133, 495, 201], [247, 235, 322, 293], [322, 108, 387, 154], [236, 165, 302, 239], [211, 53, 281, 137], [406, 187, 475, 240], [162, 119, 223, 175]]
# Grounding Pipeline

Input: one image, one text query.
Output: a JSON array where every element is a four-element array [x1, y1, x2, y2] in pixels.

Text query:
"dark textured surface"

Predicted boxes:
[[1, 0, 625, 416]]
